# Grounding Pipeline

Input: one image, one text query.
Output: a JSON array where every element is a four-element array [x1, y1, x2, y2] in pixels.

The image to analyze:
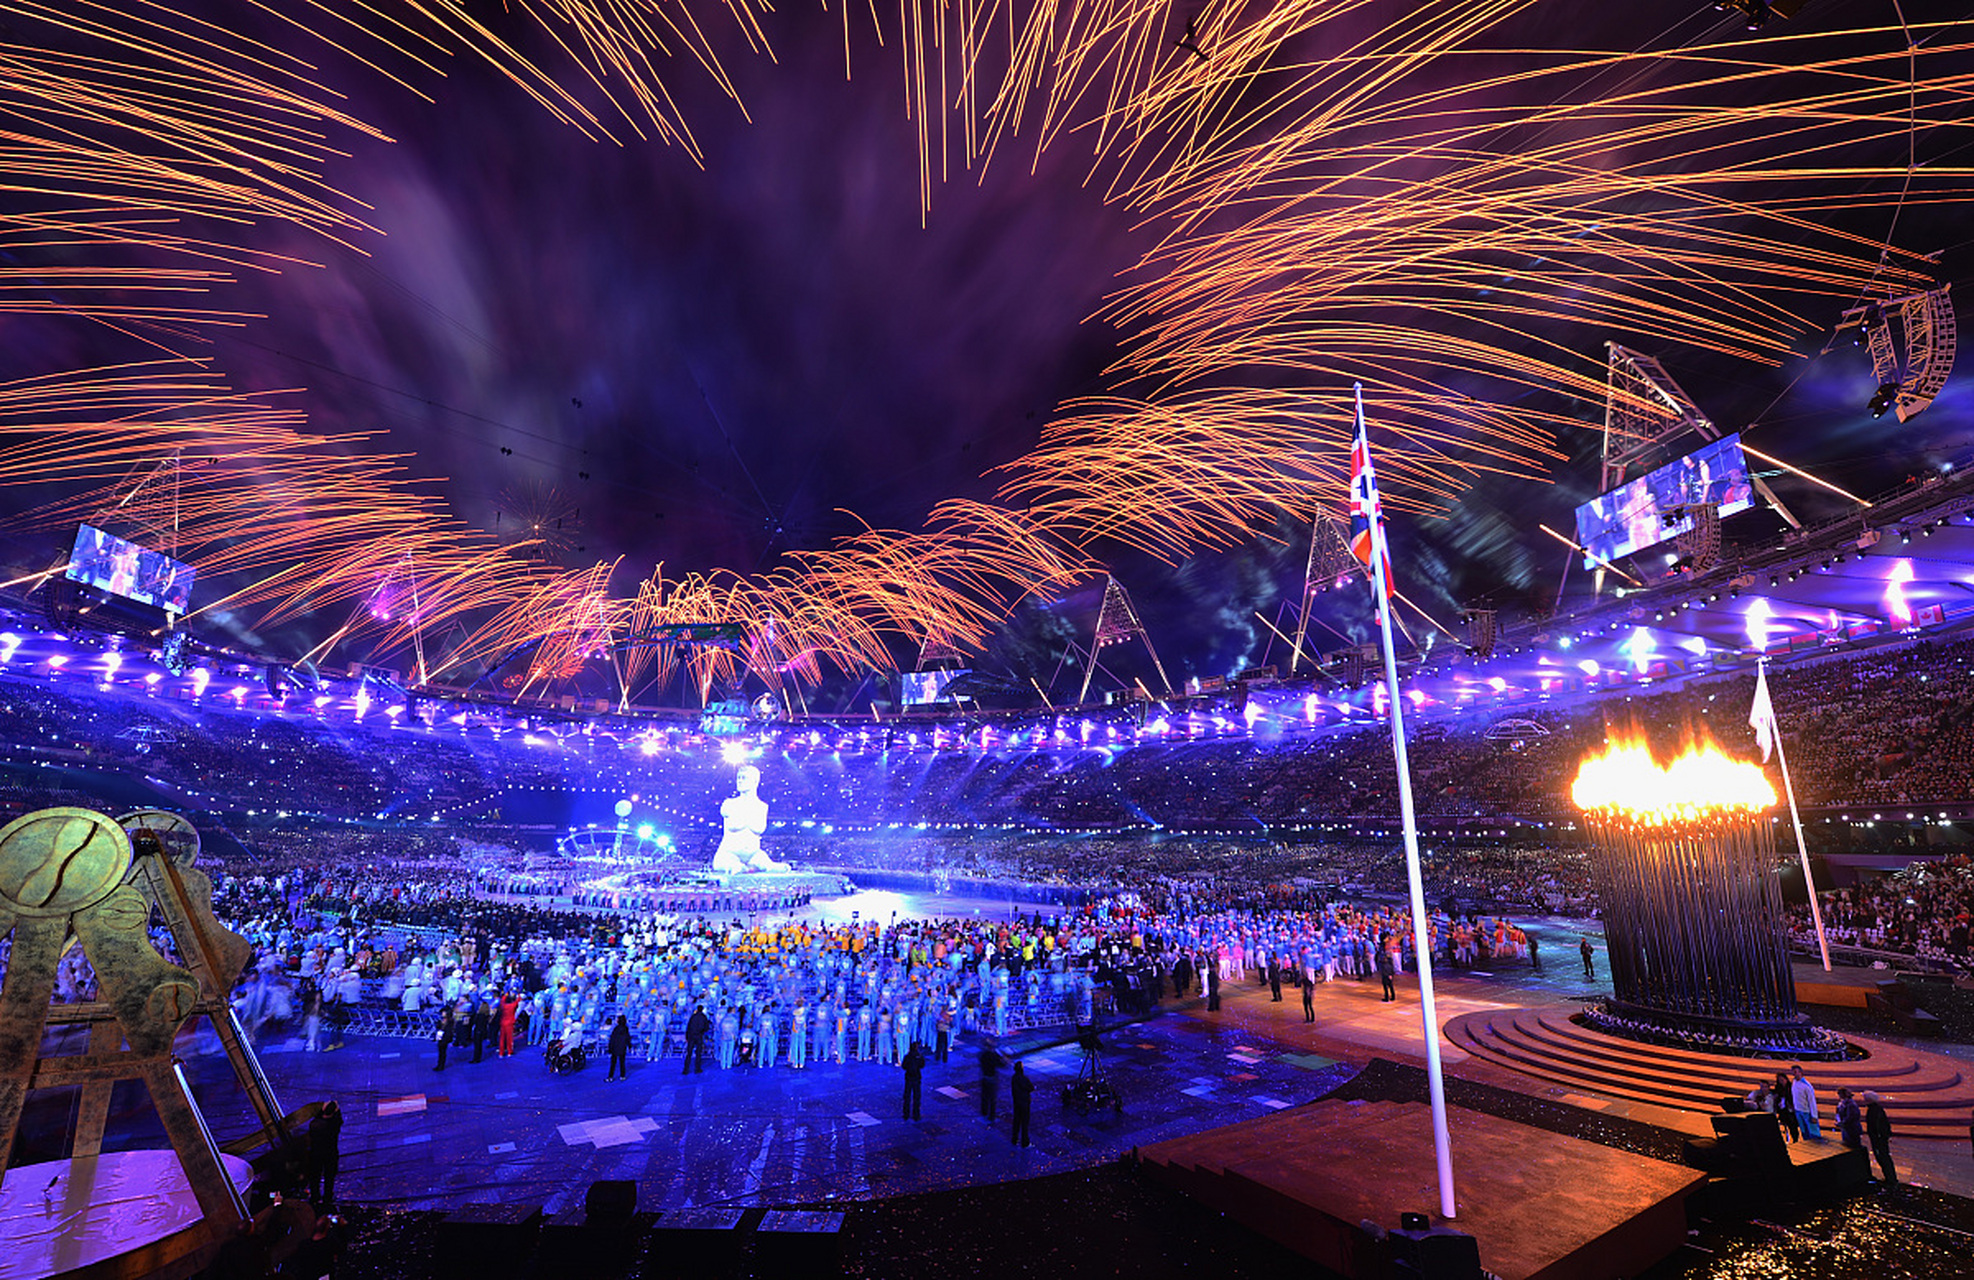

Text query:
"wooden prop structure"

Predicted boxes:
[[0, 806, 291, 1233]]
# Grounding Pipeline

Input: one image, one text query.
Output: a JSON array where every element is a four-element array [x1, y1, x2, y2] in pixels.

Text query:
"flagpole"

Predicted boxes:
[[1356, 384, 1457, 1221], [1762, 658, 1831, 972]]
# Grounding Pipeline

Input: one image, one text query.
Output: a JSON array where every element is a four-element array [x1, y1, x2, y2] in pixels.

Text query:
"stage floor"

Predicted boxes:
[[48, 907, 1971, 1234], [1142, 1098, 1706, 1280], [153, 1006, 1355, 1217], [1179, 941, 1974, 1202]]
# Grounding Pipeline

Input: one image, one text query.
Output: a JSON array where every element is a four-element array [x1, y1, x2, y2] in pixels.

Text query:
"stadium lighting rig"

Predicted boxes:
[[1714, 0, 1801, 32], [1839, 286, 1958, 424]]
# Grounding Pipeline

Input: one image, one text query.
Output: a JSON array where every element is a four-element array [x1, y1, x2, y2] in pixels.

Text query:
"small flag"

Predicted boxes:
[[1348, 384, 1394, 597], [1749, 662, 1777, 763]]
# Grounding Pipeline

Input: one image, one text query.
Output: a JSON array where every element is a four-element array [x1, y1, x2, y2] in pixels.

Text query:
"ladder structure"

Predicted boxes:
[[1077, 576, 1173, 706], [1600, 342, 1799, 530]]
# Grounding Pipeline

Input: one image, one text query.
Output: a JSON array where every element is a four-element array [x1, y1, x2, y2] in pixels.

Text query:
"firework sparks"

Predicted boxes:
[[0, 1, 1966, 696]]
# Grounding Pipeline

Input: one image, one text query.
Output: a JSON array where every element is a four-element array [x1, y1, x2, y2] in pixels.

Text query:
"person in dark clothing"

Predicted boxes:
[[901, 1043, 925, 1120], [1268, 960, 1282, 1002], [469, 1001, 491, 1064], [1528, 934, 1541, 972], [606, 1014, 633, 1081], [1863, 1092, 1897, 1184], [1010, 1060, 1033, 1147], [205, 1208, 277, 1280], [978, 1045, 1004, 1120], [245, 1168, 284, 1217], [1302, 970, 1316, 1023], [307, 1100, 342, 1206], [1835, 1087, 1863, 1148], [1771, 1071, 1799, 1142], [1173, 954, 1194, 1000], [282, 1213, 348, 1280], [1580, 938, 1596, 979], [1376, 941, 1397, 1002], [1205, 960, 1221, 1012], [683, 1004, 712, 1075], [433, 1004, 455, 1072]]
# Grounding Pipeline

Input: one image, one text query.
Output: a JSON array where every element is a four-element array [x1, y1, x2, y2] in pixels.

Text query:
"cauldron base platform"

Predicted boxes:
[[1578, 1001, 1850, 1061], [1444, 1003, 1974, 1139]]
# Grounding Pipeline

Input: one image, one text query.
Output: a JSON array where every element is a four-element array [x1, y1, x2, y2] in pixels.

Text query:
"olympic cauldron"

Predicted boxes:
[[1571, 739, 1846, 1059]]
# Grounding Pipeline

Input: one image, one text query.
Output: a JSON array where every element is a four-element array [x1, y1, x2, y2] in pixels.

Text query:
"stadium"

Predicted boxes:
[[1, 2, 1972, 1279]]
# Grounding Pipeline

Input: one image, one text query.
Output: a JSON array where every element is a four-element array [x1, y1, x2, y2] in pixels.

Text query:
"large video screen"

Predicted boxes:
[[1574, 435, 1755, 568], [65, 524, 195, 613], [901, 668, 968, 705]]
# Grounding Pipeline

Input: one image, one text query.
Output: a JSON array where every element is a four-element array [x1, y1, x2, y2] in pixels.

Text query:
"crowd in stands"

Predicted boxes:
[[5, 631, 1974, 977], [1788, 851, 1974, 966], [3, 636, 1974, 838]]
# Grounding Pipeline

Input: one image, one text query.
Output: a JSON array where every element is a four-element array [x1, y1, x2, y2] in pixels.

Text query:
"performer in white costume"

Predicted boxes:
[[711, 764, 789, 874]]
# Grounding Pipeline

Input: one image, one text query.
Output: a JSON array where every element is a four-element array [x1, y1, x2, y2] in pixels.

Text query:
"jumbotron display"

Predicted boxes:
[[1574, 436, 1756, 568], [901, 669, 969, 706], [65, 525, 195, 614]]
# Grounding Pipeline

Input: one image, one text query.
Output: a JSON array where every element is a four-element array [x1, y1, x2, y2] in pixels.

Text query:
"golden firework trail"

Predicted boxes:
[[0, 1, 1966, 695]]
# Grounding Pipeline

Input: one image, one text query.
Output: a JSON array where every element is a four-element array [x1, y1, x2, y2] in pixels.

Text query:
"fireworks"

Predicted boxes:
[[493, 483, 585, 563], [0, 2, 1967, 694]]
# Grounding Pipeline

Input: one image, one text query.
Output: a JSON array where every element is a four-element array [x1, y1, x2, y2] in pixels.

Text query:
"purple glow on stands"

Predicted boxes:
[[1884, 558, 1915, 628], [1622, 627, 1655, 672], [1744, 597, 1775, 652]]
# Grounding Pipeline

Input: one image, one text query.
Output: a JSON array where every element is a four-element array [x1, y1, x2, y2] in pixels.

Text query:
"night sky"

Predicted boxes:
[[6, 1, 1972, 702], [210, 7, 1144, 574]]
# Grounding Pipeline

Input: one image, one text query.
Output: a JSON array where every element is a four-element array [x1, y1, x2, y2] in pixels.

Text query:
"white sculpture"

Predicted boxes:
[[711, 764, 789, 874]]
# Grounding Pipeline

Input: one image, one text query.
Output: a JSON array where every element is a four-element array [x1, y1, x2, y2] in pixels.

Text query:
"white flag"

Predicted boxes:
[[1749, 663, 1777, 763]]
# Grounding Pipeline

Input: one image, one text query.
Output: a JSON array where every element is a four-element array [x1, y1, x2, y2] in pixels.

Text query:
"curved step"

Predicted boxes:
[[1471, 1009, 1970, 1112], [1510, 1011, 1962, 1096], [1445, 1005, 1974, 1137], [1525, 1010, 1954, 1085]]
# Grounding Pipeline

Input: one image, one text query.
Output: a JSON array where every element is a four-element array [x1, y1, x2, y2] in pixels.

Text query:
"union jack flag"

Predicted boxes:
[[1348, 384, 1394, 597]]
